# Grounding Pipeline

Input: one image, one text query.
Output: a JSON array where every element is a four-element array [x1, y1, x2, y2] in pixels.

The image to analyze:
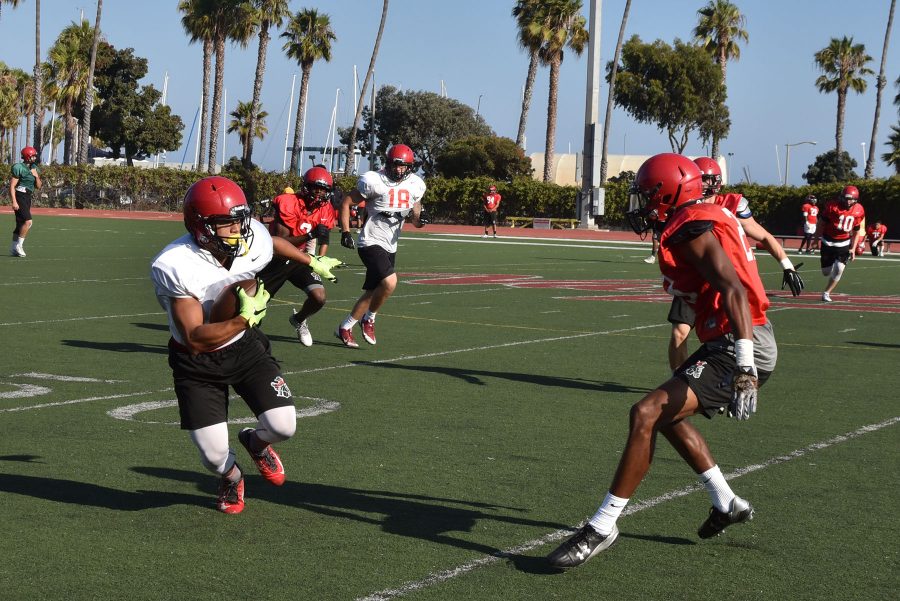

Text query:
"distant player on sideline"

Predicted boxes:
[[482, 185, 501, 238], [335, 144, 428, 348], [798, 194, 819, 254], [150, 176, 339, 514], [865, 220, 887, 257], [817, 185, 865, 303], [548, 153, 776, 568], [9, 146, 41, 257]]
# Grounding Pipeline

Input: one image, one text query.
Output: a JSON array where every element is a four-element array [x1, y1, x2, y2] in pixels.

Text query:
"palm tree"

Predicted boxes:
[[344, 0, 388, 176], [511, 0, 545, 150], [281, 8, 336, 173], [77, 0, 102, 165], [693, 0, 748, 161], [32, 0, 42, 152], [46, 20, 92, 165], [865, 0, 895, 179], [245, 0, 291, 168], [536, 0, 588, 183], [207, 0, 255, 174], [0, 0, 25, 22], [883, 124, 900, 174], [228, 100, 268, 163], [599, 0, 631, 183], [179, 0, 216, 172], [814, 36, 874, 177]]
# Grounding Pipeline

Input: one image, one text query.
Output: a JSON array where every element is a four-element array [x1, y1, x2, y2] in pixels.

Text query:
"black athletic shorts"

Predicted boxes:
[[358, 245, 396, 290], [168, 327, 294, 430], [674, 322, 777, 419], [257, 258, 323, 296], [820, 242, 851, 270], [483, 211, 498, 227], [667, 296, 695, 326], [652, 219, 666, 241], [13, 188, 33, 225]]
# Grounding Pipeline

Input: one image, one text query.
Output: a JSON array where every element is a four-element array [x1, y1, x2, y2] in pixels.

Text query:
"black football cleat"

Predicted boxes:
[[547, 524, 619, 568], [698, 496, 753, 539]]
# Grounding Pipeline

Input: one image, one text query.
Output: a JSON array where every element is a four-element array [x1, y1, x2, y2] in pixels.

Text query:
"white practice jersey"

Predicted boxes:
[[150, 219, 273, 347], [356, 169, 427, 253]]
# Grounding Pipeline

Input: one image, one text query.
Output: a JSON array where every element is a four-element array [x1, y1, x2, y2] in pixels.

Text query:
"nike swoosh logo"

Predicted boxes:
[[251, 257, 259, 262]]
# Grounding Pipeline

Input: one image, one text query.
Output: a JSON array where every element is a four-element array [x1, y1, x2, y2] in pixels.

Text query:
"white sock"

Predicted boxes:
[[699, 465, 735, 512], [363, 311, 376, 322], [341, 316, 358, 330], [587, 492, 629, 535]]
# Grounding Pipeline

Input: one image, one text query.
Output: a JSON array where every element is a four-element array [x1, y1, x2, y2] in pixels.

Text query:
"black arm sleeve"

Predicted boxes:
[[666, 220, 715, 246]]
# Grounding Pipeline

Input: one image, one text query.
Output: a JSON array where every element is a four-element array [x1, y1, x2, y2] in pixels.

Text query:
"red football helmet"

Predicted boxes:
[[21, 146, 38, 164], [841, 185, 859, 207], [183, 176, 254, 258], [693, 157, 722, 196], [385, 144, 414, 182], [806, 193, 817, 205], [302, 166, 334, 208], [626, 153, 704, 235], [488, 185, 497, 193]]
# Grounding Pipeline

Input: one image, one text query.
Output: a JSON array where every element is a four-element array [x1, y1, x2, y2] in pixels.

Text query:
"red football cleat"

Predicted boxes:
[[239, 428, 286, 486], [360, 319, 376, 345], [335, 326, 359, 348], [216, 476, 245, 514]]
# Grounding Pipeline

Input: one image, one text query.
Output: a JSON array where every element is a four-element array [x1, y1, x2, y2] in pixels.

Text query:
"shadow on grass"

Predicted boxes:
[[357, 361, 650, 394], [61, 340, 169, 354], [132, 466, 570, 557], [0, 454, 42, 463], [0, 473, 207, 510], [847, 341, 900, 349]]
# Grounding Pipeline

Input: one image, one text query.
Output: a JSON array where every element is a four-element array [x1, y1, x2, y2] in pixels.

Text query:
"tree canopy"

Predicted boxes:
[[802, 150, 859, 184], [435, 135, 532, 180], [341, 85, 493, 177], [609, 35, 729, 153]]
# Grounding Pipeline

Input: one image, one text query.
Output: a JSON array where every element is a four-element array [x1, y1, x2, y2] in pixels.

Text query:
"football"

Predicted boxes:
[[208, 278, 259, 323]]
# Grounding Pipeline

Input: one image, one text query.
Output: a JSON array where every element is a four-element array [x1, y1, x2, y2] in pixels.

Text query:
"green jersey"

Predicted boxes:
[[11, 162, 40, 193]]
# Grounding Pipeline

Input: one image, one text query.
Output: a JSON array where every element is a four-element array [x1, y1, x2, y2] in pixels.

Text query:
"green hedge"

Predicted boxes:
[[3, 165, 896, 236]]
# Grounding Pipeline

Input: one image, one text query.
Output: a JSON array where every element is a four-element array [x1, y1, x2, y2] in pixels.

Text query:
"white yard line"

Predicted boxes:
[[357, 415, 900, 601]]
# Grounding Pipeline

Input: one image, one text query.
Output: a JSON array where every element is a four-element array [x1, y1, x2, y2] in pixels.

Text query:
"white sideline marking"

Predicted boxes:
[[0, 312, 165, 327], [357, 416, 900, 601], [106, 397, 340, 424], [13, 372, 126, 383], [0, 390, 167, 412]]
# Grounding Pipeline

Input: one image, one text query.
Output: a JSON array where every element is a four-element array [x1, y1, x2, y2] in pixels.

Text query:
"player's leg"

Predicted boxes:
[[343, 247, 397, 345], [285, 266, 326, 346]]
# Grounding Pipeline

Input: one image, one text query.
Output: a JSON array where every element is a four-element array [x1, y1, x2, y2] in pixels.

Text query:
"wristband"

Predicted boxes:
[[779, 257, 794, 270], [734, 338, 755, 369]]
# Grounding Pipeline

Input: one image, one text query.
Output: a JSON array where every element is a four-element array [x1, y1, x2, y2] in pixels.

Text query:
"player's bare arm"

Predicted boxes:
[[340, 189, 365, 233], [411, 201, 426, 228], [170, 296, 249, 354], [675, 230, 753, 341], [9, 176, 19, 210], [270, 216, 310, 248], [272, 235, 313, 266], [740, 215, 787, 262], [31, 168, 41, 190]]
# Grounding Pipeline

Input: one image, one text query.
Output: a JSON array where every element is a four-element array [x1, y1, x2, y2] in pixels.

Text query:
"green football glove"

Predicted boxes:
[[237, 281, 270, 327], [314, 255, 347, 271], [309, 256, 338, 283]]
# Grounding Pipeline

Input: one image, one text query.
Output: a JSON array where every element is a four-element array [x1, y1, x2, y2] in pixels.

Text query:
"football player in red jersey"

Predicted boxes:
[[816, 185, 865, 302], [257, 166, 344, 347], [150, 176, 340, 514], [799, 194, 819, 254], [482, 185, 502, 238], [663, 158, 801, 370], [865, 220, 888, 256], [549, 154, 777, 568]]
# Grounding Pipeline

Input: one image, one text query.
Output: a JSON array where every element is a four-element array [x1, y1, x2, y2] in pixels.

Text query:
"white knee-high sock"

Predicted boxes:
[[699, 465, 735, 511], [587, 492, 629, 535]]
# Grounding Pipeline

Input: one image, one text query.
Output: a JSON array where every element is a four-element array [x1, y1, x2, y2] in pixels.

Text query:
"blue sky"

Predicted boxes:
[[1, 0, 897, 185]]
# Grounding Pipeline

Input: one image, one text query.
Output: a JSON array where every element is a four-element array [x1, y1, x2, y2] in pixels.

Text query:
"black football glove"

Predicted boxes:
[[416, 210, 430, 227], [340, 231, 355, 249], [781, 262, 804, 297]]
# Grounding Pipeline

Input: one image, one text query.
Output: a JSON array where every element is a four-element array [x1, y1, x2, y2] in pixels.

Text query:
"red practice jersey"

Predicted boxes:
[[866, 223, 887, 244], [483, 192, 501, 212], [659, 202, 770, 343], [801, 203, 818, 225], [270, 193, 337, 238], [820, 200, 865, 244]]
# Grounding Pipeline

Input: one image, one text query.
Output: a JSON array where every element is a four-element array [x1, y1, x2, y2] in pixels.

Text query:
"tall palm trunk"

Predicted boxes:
[[835, 86, 847, 174], [289, 64, 312, 173], [711, 47, 729, 159], [245, 23, 271, 168], [600, 0, 631, 183], [31, 0, 42, 151], [207, 31, 225, 174], [516, 48, 539, 150], [197, 38, 212, 172], [866, 0, 895, 179], [63, 104, 76, 165], [543, 56, 562, 183], [345, 0, 388, 176], [77, 0, 102, 165]]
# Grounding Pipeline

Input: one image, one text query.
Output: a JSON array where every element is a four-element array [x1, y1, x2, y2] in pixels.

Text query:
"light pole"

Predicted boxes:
[[860, 142, 866, 169], [475, 94, 483, 118], [726, 152, 734, 184], [784, 141, 817, 186]]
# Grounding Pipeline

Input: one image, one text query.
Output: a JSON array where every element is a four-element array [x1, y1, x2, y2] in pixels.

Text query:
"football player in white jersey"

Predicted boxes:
[[335, 144, 428, 347], [150, 176, 339, 514]]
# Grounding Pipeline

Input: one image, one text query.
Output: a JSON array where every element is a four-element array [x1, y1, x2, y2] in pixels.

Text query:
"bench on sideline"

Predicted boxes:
[[507, 216, 580, 230]]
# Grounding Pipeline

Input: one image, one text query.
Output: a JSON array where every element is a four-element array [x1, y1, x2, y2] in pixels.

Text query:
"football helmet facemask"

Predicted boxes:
[[385, 144, 414, 182], [183, 176, 254, 258], [840, 185, 859, 208], [806, 193, 817, 205], [693, 157, 722, 196], [302, 166, 334, 209], [626, 153, 704, 235]]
